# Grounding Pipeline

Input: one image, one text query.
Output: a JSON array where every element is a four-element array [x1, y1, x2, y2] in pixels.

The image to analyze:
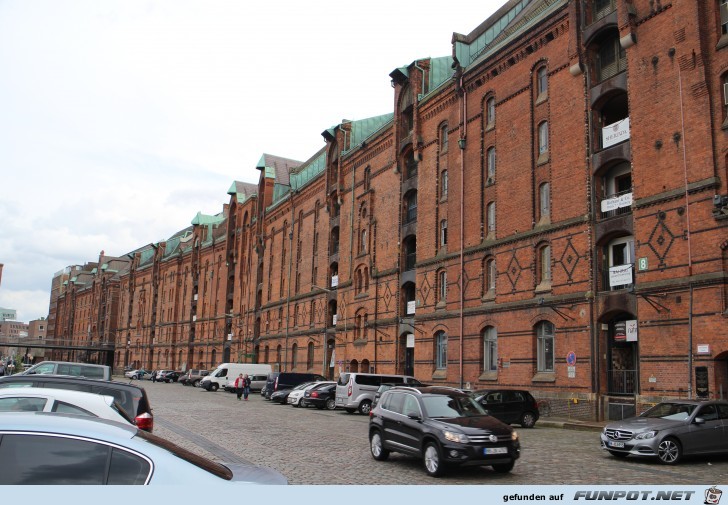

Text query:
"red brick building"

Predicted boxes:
[[49, 0, 728, 420]]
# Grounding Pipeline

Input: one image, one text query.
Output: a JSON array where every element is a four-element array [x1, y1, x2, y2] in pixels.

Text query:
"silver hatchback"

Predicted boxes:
[[600, 400, 728, 464]]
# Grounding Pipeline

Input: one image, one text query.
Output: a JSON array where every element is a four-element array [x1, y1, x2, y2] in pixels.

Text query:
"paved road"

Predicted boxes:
[[139, 380, 728, 485]]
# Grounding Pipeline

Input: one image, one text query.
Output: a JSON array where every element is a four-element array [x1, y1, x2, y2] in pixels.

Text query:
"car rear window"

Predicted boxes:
[[337, 374, 350, 386]]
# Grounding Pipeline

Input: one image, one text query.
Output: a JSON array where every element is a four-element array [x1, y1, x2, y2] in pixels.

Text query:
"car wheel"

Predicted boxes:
[[657, 437, 682, 464], [193, 379, 201, 387], [326, 398, 336, 410], [358, 400, 372, 415], [210, 383, 219, 392], [520, 412, 537, 428], [423, 442, 444, 477], [608, 450, 629, 458], [492, 461, 515, 473], [345, 408, 356, 414], [293, 399, 301, 408], [370, 431, 390, 461]]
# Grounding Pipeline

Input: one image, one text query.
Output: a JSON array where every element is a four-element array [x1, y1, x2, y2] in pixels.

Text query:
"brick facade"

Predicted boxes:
[[48, 0, 728, 420]]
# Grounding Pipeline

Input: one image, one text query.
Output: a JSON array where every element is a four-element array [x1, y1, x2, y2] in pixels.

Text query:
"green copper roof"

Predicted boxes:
[[139, 247, 155, 267], [270, 149, 327, 208], [345, 114, 394, 154], [227, 181, 257, 203], [190, 212, 225, 226]]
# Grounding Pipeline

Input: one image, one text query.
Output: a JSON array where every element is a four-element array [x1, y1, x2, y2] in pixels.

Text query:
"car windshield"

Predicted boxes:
[[641, 402, 697, 421], [421, 395, 487, 418]]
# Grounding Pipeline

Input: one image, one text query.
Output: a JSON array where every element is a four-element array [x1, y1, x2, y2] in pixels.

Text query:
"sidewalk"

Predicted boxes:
[[537, 416, 608, 432]]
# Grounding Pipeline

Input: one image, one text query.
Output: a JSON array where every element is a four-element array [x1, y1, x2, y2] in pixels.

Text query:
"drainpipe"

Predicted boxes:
[[458, 74, 467, 390], [284, 190, 295, 371], [676, 59, 694, 399]]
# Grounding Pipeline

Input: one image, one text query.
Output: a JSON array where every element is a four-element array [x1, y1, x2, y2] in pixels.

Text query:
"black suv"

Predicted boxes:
[[264, 372, 326, 399], [0, 374, 154, 432], [369, 386, 520, 477], [471, 389, 540, 428]]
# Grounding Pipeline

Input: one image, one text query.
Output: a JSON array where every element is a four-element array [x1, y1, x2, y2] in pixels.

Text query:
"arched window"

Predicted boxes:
[[307, 342, 315, 370], [536, 65, 548, 99], [538, 121, 549, 156], [360, 228, 368, 254], [441, 170, 448, 199], [485, 257, 496, 295], [440, 123, 449, 152], [264, 345, 270, 364], [539, 182, 550, 222], [483, 327, 498, 372], [536, 321, 555, 372], [438, 269, 448, 304], [486, 201, 496, 237], [276, 345, 282, 369], [435, 331, 448, 369], [486, 96, 496, 127], [405, 190, 418, 224], [291, 343, 298, 370], [537, 243, 551, 287], [400, 85, 414, 139], [487, 147, 496, 180]]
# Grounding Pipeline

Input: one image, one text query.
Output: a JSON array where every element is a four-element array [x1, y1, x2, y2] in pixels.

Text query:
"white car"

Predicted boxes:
[[0, 387, 133, 425], [124, 369, 152, 380], [287, 381, 334, 407]]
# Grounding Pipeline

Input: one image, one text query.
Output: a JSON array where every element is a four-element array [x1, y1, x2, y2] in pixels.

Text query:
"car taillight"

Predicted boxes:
[[311, 391, 319, 398], [135, 412, 154, 432], [347, 384, 352, 397]]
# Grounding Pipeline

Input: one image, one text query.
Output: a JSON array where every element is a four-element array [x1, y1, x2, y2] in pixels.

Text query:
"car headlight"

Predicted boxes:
[[634, 430, 657, 440], [443, 430, 469, 443], [511, 430, 519, 441]]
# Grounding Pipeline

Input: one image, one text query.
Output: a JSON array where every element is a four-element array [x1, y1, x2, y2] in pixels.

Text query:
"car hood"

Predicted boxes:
[[430, 415, 512, 435], [224, 463, 288, 485], [606, 417, 685, 432]]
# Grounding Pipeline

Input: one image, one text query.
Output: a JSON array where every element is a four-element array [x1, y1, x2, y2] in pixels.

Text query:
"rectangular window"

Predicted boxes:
[[487, 202, 496, 234], [440, 220, 448, 246], [436, 333, 448, 369], [541, 245, 551, 283], [723, 0, 728, 35], [537, 322, 555, 372], [484, 327, 497, 372], [439, 271, 447, 303], [538, 122, 549, 154], [539, 183, 550, 221]]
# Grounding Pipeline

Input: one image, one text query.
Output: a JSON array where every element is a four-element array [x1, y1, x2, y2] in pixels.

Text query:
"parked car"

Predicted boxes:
[[154, 370, 172, 381], [0, 387, 133, 425], [336, 372, 422, 415], [0, 413, 287, 485], [601, 400, 728, 464], [162, 371, 183, 383], [287, 381, 334, 407], [471, 389, 540, 428], [179, 369, 209, 387], [0, 374, 154, 432], [303, 383, 337, 410], [369, 386, 520, 477], [373, 382, 429, 409], [125, 369, 152, 380], [21, 361, 111, 380], [265, 372, 326, 399]]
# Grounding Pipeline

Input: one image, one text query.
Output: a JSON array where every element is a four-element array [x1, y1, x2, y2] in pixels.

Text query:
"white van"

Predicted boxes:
[[335, 372, 421, 415], [21, 361, 111, 381], [200, 363, 272, 392]]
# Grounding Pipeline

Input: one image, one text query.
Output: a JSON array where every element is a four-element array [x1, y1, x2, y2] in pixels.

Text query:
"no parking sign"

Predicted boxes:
[[566, 351, 576, 366]]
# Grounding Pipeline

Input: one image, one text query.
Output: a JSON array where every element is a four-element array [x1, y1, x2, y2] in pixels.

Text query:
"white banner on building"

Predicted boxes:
[[331, 275, 339, 287], [407, 300, 416, 315], [602, 117, 630, 148], [406, 333, 415, 348], [609, 264, 633, 287], [601, 192, 633, 212], [332, 314, 338, 326]]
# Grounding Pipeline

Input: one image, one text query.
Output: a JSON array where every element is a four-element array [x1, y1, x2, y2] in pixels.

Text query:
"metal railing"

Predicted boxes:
[[607, 369, 637, 395]]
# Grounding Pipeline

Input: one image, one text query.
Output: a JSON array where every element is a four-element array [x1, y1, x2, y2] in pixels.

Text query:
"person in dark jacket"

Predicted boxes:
[[243, 374, 251, 401]]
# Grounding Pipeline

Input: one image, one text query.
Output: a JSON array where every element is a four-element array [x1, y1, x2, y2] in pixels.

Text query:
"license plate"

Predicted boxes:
[[484, 447, 508, 455], [608, 441, 625, 448]]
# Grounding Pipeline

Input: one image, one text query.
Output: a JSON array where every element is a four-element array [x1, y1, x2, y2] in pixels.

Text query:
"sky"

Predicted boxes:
[[0, 0, 502, 323]]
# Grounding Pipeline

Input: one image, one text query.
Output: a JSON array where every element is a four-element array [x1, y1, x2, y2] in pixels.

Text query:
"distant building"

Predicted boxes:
[[0, 308, 17, 322]]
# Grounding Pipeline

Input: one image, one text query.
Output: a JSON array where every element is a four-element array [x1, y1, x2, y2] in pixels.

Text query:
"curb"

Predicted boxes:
[[538, 419, 605, 432]]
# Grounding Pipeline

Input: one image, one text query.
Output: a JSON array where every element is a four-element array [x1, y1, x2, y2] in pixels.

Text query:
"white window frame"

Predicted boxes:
[[435, 331, 448, 369], [484, 327, 498, 372], [537, 321, 555, 372]]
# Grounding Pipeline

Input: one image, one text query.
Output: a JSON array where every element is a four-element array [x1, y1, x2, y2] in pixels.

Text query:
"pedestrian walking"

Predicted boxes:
[[243, 374, 251, 400], [151, 370, 157, 383], [234, 373, 245, 400]]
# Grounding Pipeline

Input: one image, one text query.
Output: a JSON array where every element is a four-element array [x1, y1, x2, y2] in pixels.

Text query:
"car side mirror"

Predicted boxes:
[[406, 412, 421, 420], [693, 417, 705, 425]]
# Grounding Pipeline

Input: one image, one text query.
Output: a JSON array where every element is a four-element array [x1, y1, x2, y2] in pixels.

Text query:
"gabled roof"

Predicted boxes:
[[227, 181, 257, 203], [255, 154, 302, 185]]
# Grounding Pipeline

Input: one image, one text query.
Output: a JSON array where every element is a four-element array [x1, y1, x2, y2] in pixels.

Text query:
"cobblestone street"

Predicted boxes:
[[141, 380, 728, 485]]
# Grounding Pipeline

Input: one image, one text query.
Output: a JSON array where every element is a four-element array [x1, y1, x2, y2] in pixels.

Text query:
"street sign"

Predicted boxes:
[[566, 351, 576, 366]]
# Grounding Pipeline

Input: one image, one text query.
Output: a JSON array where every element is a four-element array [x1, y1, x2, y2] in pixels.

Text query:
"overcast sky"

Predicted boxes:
[[0, 0, 501, 323]]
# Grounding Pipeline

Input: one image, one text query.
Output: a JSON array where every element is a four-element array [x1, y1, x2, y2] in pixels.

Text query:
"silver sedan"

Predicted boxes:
[[600, 400, 728, 464]]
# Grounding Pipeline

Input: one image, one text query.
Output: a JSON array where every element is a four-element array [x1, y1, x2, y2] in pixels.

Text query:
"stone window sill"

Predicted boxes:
[[532, 372, 556, 382]]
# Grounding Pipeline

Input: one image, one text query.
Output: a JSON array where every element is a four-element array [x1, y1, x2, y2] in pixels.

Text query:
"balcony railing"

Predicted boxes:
[[608, 369, 637, 395], [599, 189, 632, 219]]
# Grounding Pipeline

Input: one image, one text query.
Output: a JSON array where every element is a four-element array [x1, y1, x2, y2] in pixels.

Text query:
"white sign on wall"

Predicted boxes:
[[406, 333, 415, 348], [625, 320, 638, 342], [600, 192, 633, 213], [602, 117, 630, 148], [407, 300, 416, 315], [609, 264, 633, 287], [697, 344, 710, 354]]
